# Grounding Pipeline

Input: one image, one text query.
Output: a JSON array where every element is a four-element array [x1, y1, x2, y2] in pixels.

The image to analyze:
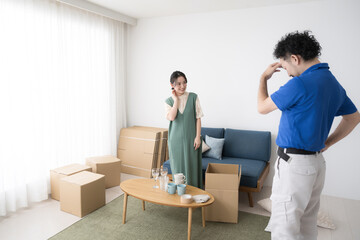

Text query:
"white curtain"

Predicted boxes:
[[0, 0, 126, 216]]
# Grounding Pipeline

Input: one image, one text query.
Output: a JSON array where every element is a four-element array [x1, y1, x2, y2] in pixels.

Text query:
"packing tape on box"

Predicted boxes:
[[119, 136, 160, 142], [121, 164, 151, 171]]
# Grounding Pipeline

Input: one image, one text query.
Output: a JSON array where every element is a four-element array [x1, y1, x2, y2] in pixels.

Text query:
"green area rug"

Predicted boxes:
[[50, 195, 270, 240]]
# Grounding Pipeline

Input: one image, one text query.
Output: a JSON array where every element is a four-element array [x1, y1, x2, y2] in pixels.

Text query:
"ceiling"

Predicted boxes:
[[86, 0, 318, 19]]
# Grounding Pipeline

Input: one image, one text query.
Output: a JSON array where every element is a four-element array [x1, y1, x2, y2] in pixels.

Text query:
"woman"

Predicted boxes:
[[165, 71, 204, 188]]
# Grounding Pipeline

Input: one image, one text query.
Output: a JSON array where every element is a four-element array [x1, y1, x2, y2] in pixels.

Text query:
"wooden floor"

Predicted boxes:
[[0, 175, 359, 240], [238, 186, 360, 240]]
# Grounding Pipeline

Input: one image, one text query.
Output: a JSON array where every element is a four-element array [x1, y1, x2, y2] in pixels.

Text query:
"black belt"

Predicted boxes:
[[277, 147, 319, 162]]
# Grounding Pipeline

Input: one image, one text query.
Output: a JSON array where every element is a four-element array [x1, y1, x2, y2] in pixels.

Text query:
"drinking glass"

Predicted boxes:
[[152, 168, 160, 188], [160, 167, 168, 177]]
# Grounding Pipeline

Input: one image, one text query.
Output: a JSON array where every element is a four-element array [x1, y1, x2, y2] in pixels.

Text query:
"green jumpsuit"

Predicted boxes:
[[165, 92, 203, 188]]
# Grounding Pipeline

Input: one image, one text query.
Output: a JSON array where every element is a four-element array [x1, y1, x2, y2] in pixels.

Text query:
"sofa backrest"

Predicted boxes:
[[223, 128, 271, 162], [201, 127, 225, 139]]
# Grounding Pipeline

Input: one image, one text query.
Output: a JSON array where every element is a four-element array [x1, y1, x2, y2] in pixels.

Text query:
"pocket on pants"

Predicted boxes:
[[290, 166, 316, 176], [271, 194, 292, 203], [270, 194, 292, 223]]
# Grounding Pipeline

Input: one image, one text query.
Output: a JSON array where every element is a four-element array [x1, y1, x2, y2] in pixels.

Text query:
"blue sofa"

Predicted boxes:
[[163, 127, 271, 207]]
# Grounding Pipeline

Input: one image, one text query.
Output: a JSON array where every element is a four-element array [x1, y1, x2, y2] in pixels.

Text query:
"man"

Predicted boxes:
[[258, 30, 360, 240]]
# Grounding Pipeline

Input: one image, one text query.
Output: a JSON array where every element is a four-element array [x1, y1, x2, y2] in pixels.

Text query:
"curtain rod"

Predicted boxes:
[[57, 0, 137, 26]]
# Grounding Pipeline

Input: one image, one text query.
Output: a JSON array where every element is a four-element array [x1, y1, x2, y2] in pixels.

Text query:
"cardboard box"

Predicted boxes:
[[129, 126, 168, 168], [117, 149, 158, 178], [118, 128, 160, 154], [119, 164, 152, 178], [205, 163, 241, 223], [50, 164, 92, 201], [117, 127, 160, 177], [86, 155, 121, 188], [60, 171, 105, 217], [117, 149, 157, 169]]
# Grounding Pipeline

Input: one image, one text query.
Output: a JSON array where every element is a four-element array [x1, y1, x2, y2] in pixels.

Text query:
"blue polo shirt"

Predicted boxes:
[[271, 63, 357, 151]]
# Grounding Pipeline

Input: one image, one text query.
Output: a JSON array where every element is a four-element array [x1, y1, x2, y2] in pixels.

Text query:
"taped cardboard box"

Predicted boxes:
[[118, 128, 160, 155], [117, 149, 158, 178], [118, 127, 160, 177], [50, 164, 92, 201], [129, 126, 168, 168], [86, 155, 121, 188], [117, 149, 157, 169], [60, 171, 105, 218], [205, 163, 241, 223]]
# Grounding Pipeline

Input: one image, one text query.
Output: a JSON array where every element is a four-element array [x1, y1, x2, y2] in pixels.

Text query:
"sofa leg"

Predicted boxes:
[[247, 192, 254, 207]]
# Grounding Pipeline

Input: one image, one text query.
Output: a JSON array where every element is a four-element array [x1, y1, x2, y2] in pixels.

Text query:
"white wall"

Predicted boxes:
[[126, 0, 360, 200]]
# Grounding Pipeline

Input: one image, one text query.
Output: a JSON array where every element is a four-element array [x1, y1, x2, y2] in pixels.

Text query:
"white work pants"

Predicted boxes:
[[268, 152, 326, 240]]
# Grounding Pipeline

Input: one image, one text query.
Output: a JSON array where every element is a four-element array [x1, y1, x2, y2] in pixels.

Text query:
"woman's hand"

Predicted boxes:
[[167, 89, 179, 121], [194, 136, 201, 150], [171, 89, 178, 102]]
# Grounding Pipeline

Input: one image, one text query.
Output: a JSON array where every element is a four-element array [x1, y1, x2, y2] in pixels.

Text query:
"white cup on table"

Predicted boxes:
[[174, 173, 186, 185]]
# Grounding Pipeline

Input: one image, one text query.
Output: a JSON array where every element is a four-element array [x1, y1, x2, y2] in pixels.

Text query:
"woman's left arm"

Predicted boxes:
[[194, 118, 201, 150]]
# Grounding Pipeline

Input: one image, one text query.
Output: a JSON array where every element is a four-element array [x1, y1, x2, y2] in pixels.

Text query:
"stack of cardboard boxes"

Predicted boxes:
[[50, 164, 92, 201], [50, 155, 121, 218], [50, 163, 106, 217], [117, 126, 168, 178]]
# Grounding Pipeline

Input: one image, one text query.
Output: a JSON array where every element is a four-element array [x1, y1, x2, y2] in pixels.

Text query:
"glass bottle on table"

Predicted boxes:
[[159, 166, 169, 191], [151, 168, 160, 188]]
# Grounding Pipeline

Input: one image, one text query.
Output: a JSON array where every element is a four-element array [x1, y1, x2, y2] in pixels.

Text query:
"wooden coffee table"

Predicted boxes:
[[120, 178, 214, 240]]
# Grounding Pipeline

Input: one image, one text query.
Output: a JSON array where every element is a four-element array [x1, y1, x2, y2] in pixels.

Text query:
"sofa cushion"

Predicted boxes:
[[223, 128, 271, 162], [202, 140, 211, 153], [201, 127, 224, 139], [203, 135, 225, 160]]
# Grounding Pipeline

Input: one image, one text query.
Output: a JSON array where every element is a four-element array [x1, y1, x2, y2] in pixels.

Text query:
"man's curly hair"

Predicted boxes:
[[273, 31, 322, 61]]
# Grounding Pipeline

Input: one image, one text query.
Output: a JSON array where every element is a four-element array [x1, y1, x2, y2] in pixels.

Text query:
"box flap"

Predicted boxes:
[[206, 163, 239, 174], [61, 171, 104, 185], [86, 155, 120, 164], [205, 163, 241, 190], [52, 164, 92, 176]]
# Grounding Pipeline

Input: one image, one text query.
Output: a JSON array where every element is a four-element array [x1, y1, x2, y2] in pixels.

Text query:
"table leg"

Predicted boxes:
[[202, 207, 205, 227], [122, 193, 128, 224], [142, 200, 145, 211], [188, 208, 193, 240]]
